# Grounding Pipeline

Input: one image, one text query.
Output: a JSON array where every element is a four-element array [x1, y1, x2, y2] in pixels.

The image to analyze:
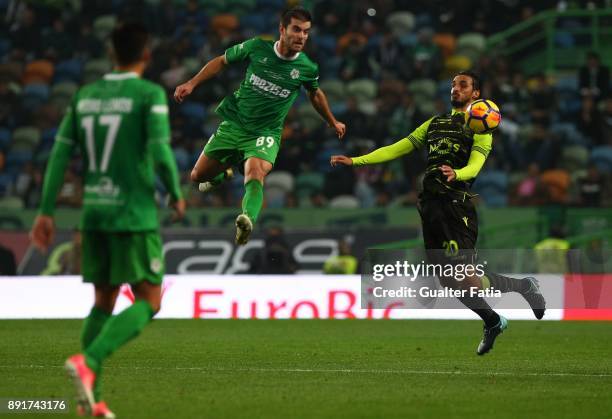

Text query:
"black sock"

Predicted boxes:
[[485, 272, 530, 294], [458, 295, 500, 328]]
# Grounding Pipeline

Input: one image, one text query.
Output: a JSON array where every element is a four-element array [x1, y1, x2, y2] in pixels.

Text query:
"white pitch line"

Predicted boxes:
[[1, 365, 611, 378]]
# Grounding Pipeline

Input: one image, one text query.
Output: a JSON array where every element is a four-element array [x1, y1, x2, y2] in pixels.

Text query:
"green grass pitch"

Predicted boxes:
[[1, 320, 611, 418]]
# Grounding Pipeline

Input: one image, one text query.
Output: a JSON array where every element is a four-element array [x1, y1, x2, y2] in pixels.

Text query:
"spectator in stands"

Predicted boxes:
[[9, 4, 40, 57], [577, 165, 604, 207], [598, 96, 612, 145], [579, 51, 610, 102], [248, 227, 297, 274], [323, 237, 358, 274], [513, 163, 542, 206], [339, 34, 371, 81], [0, 241, 17, 275]]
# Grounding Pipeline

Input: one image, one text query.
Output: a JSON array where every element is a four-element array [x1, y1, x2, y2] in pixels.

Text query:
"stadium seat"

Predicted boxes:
[[408, 79, 436, 101], [11, 127, 41, 151], [51, 81, 79, 101], [443, 55, 472, 78], [84, 59, 112, 83], [560, 145, 589, 171], [0, 195, 24, 209], [386, 11, 415, 37], [295, 172, 324, 198], [0, 128, 11, 151], [23, 60, 54, 85], [540, 169, 571, 203], [0, 39, 10, 59], [319, 80, 345, 104], [0, 62, 23, 83], [457, 33, 486, 53], [241, 13, 271, 34], [265, 186, 287, 208], [329, 195, 360, 209], [346, 79, 377, 102], [180, 102, 206, 122], [266, 171, 294, 192], [590, 146, 612, 173], [314, 34, 337, 57], [212, 14, 239, 38], [227, 0, 256, 16], [173, 148, 190, 171], [473, 170, 508, 207], [432, 33, 456, 58], [22, 83, 50, 110], [297, 103, 324, 131], [0, 173, 13, 196], [93, 15, 117, 41], [182, 57, 202, 76], [53, 59, 83, 83], [255, 0, 285, 9], [5, 150, 33, 169]]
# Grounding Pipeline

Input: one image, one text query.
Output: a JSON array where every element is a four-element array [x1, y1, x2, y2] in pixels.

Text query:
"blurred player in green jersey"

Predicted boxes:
[[31, 23, 185, 418], [174, 6, 346, 245], [331, 71, 545, 355]]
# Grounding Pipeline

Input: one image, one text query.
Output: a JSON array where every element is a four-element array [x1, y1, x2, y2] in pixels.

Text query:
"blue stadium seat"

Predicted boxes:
[[590, 146, 612, 173], [295, 172, 324, 198], [241, 13, 269, 34], [0, 173, 14, 196], [0, 128, 10, 151], [473, 170, 508, 207], [180, 102, 206, 121], [5, 150, 33, 170], [173, 148, 190, 171], [54, 59, 83, 83], [0, 39, 10, 59], [22, 83, 50, 110]]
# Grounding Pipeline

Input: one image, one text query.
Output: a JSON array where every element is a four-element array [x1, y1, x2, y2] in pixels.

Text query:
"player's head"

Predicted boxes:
[[279, 6, 312, 54], [111, 22, 151, 67], [451, 70, 481, 108]]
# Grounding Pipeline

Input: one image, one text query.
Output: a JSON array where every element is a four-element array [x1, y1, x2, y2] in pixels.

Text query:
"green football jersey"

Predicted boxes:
[[216, 37, 320, 134], [55, 71, 173, 231]]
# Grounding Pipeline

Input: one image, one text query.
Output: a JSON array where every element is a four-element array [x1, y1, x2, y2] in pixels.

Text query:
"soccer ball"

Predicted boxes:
[[465, 99, 501, 134]]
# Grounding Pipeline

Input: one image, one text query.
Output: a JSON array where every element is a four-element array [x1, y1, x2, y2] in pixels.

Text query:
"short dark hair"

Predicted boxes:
[[280, 6, 312, 28], [111, 22, 150, 66], [456, 70, 481, 92]]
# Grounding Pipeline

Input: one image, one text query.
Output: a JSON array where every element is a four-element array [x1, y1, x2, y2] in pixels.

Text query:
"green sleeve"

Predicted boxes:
[[454, 133, 493, 181], [351, 138, 415, 166], [40, 100, 78, 216], [302, 63, 319, 92], [146, 86, 182, 201], [224, 37, 258, 64]]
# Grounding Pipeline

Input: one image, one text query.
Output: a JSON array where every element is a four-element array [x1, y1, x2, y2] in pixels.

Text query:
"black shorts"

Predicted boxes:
[[417, 194, 478, 265]]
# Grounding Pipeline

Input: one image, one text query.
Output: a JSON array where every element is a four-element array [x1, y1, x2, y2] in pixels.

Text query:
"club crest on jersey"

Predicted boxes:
[[290, 68, 300, 79]]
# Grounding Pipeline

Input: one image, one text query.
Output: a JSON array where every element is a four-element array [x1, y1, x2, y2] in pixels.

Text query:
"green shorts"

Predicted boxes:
[[203, 120, 281, 166], [81, 231, 164, 286]]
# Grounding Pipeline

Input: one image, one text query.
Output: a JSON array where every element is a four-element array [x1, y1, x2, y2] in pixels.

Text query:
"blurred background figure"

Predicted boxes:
[[323, 236, 358, 274], [249, 226, 297, 274]]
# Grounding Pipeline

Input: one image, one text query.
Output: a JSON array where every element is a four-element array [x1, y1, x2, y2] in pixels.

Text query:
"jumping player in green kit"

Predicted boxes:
[[31, 23, 184, 417], [174, 6, 346, 245]]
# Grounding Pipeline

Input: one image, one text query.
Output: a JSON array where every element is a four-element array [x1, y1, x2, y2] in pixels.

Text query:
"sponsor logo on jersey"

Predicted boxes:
[[77, 98, 133, 114], [84, 176, 120, 198], [249, 73, 291, 98], [150, 258, 163, 274], [290, 68, 300, 79]]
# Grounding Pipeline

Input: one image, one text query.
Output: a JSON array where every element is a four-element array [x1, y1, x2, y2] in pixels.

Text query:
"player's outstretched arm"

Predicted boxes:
[[307, 88, 346, 139], [331, 137, 416, 168], [174, 55, 228, 103]]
